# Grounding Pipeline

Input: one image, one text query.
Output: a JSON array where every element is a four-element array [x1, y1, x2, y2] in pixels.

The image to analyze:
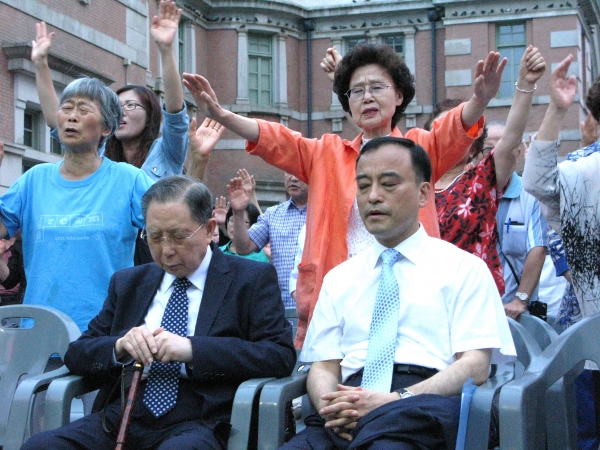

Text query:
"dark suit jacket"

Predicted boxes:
[[64, 244, 296, 424]]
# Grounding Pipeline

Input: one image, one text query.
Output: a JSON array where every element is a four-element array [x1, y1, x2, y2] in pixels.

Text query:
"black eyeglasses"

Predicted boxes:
[[122, 102, 145, 111]]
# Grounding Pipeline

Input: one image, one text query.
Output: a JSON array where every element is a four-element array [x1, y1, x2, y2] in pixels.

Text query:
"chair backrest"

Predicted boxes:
[[0, 305, 81, 442], [517, 314, 559, 350], [500, 313, 600, 449], [507, 317, 542, 374], [285, 307, 298, 341]]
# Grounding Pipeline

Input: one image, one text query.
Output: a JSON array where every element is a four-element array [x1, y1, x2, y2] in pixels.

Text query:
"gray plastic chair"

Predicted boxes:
[[498, 313, 600, 449], [518, 314, 560, 350], [0, 305, 81, 450], [43, 368, 276, 449], [457, 318, 542, 450]]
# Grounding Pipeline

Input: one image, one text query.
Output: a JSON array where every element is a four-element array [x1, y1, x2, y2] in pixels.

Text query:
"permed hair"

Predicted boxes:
[[333, 43, 415, 129], [59, 78, 122, 148]]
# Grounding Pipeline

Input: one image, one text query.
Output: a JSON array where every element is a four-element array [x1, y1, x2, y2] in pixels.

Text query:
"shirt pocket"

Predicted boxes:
[[503, 224, 527, 257]]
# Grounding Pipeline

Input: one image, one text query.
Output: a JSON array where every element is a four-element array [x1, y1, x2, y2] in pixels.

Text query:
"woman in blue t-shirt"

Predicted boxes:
[[31, 1, 224, 263], [0, 76, 154, 331]]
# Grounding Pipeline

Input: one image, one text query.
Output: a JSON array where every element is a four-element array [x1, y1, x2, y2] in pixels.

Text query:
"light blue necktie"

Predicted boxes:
[[361, 248, 401, 392], [143, 277, 191, 418]]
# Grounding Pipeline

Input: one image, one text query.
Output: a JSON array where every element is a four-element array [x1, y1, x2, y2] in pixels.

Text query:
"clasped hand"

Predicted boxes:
[[319, 384, 398, 441], [115, 326, 192, 366]]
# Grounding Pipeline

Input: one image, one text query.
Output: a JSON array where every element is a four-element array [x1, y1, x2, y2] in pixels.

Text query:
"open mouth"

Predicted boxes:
[[362, 107, 378, 117], [63, 127, 78, 135]]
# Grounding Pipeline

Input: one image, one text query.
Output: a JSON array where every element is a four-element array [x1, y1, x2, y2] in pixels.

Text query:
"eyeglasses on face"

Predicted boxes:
[[141, 223, 205, 247], [122, 102, 145, 111], [345, 82, 392, 101]]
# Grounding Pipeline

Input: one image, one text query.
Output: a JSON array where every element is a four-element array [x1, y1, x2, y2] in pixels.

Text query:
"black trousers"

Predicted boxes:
[[280, 370, 461, 450], [21, 379, 230, 450]]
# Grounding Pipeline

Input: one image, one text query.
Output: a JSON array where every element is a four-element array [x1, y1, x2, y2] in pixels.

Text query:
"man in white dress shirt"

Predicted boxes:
[[281, 137, 515, 449]]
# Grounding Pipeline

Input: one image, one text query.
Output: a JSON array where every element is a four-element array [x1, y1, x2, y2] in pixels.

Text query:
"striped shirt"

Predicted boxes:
[[248, 199, 306, 307]]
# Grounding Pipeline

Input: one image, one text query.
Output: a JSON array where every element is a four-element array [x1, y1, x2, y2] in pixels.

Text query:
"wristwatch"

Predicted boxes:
[[515, 291, 530, 305], [396, 388, 415, 399]]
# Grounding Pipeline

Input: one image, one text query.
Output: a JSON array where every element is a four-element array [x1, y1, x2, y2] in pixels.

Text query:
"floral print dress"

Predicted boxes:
[[435, 151, 505, 295]]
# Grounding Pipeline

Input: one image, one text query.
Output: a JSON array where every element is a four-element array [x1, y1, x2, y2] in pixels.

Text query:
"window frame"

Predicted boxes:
[[496, 22, 527, 98], [248, 33, 274, 108]]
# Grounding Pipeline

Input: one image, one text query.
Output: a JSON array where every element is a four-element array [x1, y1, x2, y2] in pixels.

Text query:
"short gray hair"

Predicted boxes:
[[59, 78, 122, 148], [142, 175, 213, 225]]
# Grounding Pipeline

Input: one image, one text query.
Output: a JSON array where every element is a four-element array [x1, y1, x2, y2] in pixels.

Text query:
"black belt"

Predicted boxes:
[[393, 364, 438, 379]]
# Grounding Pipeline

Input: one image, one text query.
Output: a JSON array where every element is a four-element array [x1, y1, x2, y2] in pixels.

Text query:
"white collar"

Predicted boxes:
[[159, 245, 213, 294], [370, 225, 427, 268]]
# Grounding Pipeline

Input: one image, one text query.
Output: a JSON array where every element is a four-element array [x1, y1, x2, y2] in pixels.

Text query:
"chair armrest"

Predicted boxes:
[[464, 366, 514, 450], [4, 366, 70, 450], [227, 377, 275, 450], [44, 375, 100, 431], [257, 373, 309, 448]]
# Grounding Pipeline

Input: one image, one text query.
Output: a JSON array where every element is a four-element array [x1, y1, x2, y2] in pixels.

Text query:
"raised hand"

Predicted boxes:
[[182, 74, 227, 121], [189, 117, 224, 159], [320, 47, 342, 82], [212, 196, 229, 226], [549, 54, 577, 112], [473, 51, 507, 105], [227, 177, 252, 212], [31, 22, 54, 64], [237, 168, 256, 198], [517, 45, 546, 86], [150, 0, 182, 50]]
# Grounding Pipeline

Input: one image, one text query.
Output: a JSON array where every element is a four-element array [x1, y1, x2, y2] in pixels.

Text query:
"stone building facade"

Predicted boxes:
[[1, 0, 599, 200]]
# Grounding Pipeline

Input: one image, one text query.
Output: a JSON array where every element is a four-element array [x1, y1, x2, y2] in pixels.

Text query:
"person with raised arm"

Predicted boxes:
[[183, 44, 504, 347], [0, 77, 153, 331], [32, 0, 190, 181], [433, 46, 545, 301]]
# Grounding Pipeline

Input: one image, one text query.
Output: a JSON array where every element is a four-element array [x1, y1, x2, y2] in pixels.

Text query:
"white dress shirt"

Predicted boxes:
[[300, 226, 516, 383]]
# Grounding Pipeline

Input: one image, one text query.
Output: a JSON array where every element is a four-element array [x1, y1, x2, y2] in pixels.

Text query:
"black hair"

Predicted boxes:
[[357, 136, 432, 183], [333, 43, 415, 129], [224, 202, 261, 227], [141, 175, 212, 224]]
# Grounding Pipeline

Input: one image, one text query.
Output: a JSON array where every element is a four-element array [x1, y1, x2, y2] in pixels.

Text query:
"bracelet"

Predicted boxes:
[[514, 81, 537, 93]]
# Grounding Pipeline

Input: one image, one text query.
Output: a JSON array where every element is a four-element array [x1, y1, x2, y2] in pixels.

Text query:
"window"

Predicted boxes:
[[51, 138, 63, 155], [497, 23, 526, 98], [178, 21, 185, 75], [22, 159, 40, 173], [23, 109, 40, 150], [248, 34, 273, 107], [345, 37, 367, 53], [383, 35, 404, 56]]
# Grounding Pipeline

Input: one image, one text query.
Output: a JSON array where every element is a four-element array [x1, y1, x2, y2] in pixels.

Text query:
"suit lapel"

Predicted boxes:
[[130, 264, 165, 327], [195, 246, 233, 336]]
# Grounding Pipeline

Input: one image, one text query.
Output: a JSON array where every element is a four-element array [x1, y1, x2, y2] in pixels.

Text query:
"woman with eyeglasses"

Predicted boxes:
[[0, 77, 153, 331], [183, 42, 503, 347], [431, 46, 545, 296], [32, 0, 190, 182]]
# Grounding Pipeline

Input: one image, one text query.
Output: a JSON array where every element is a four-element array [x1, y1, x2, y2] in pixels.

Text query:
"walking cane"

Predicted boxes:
[[114, 363, 144, 450]]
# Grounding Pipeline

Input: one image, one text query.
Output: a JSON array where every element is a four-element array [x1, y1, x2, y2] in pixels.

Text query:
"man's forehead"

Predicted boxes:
[[357, 145, 411, 171]]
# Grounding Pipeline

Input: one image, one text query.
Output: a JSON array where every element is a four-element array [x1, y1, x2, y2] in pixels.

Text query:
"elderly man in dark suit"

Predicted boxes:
[[22, 175, 296, 450]]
